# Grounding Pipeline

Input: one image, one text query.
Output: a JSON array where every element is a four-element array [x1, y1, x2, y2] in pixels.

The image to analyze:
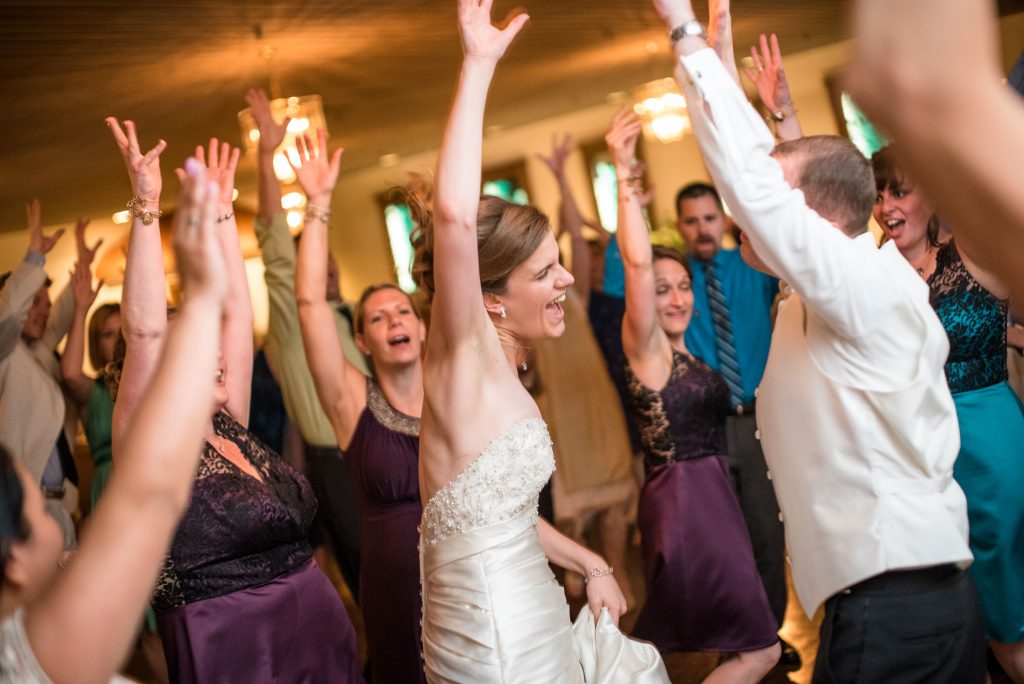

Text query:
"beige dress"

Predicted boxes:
[[531, 290, 637, 538]]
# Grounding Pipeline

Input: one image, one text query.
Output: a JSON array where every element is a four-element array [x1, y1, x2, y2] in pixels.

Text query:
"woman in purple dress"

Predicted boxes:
[[108, 122, 361, 683], [291, 132, 427, 684], [609, 109, 781, 679]]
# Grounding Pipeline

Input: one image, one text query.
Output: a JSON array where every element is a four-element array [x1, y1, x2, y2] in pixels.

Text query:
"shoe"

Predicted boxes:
[[778, 638, 802, 672]]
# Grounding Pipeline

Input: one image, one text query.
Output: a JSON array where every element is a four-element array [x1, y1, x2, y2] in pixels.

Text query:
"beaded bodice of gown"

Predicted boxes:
[[625, 350, 731, 470], [928, 240, 1008, 394], [420, 417, 554, 546]]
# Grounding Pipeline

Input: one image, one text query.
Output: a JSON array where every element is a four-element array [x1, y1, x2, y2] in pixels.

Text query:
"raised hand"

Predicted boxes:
[[743, 34, 794, 116], [458, 0, 530, 64], [26, 198, 65, 254], [707, 0, 740, 84], [74, 218, 102, 265], [537, 133, 573, 179], [175, 139, 240, 208], [287, 129, 343, 205], [106, 118, 167, 202], [650, 0, 696, 30], [245, 89, 290, 155], [604, 108, 643, 172], [173, 159, 228, 304], [70, 258, 101, 310]]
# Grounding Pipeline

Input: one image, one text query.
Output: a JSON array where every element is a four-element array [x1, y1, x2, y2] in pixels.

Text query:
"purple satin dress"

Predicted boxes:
[[345, 380, 426, 684], [627, 351, 778, 653], [154, 411, 362, 683]]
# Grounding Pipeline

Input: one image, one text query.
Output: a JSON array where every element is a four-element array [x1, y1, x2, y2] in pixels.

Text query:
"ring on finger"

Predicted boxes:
[[186, 215, 201, 228]]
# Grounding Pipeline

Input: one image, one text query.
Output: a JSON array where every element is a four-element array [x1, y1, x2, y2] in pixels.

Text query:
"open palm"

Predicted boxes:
[[458, 0, 529, 62]]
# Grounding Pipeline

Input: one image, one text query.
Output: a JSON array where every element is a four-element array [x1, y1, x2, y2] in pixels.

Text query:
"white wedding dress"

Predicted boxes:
[[420, 417, 668, 683]]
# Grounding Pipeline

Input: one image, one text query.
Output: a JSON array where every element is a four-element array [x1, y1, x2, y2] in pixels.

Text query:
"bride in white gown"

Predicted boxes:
[[413, 2, 668, 682]]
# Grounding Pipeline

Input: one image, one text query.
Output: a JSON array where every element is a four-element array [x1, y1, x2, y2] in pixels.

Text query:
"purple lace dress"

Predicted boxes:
[[345, 380, 425, 684], [627, 351, 778, 653], [153, 410, 362, 683]]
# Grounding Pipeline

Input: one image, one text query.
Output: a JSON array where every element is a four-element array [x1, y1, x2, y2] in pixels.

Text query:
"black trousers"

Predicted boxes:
[[813, 565, 986, 684], [305, 444, 363, 600], [724, 413, 787, 624]]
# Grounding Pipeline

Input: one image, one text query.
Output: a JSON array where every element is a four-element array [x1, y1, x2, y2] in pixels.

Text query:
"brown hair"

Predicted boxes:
[[772, 135, 876, 236], [353, 283, 421, 335], [651, 245, 693, 279], [409, 192, 552, 306], [675, 181, 723, 217], [871, 145, 941, 248], [87, 302, 120, 374]]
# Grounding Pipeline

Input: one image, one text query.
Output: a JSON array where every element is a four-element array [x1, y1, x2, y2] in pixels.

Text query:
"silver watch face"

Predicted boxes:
[[670, 20, 706, 42]]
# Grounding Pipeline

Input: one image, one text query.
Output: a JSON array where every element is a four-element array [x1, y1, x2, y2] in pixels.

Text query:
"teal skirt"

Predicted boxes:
[[953, 381, 1024, 643]]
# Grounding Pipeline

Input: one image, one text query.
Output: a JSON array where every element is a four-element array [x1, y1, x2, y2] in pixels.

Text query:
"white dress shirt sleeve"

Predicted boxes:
[[676, 49, 897, 339]]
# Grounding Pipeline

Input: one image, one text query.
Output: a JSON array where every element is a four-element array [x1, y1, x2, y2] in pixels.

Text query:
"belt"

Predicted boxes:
[[41, 484, 66, 500], [842, 564, 961, 596]]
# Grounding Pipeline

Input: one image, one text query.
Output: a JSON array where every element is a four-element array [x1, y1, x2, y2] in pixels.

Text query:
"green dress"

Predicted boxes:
[[83, 378, 115, 510]]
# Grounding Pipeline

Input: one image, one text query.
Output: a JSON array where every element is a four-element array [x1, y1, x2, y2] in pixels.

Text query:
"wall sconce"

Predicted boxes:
[[633, 78, 690, 144], [238, 95, 328, 184]]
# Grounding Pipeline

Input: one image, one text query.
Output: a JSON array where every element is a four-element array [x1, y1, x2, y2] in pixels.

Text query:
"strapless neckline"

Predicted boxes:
[[420, 416, 553, 547], [424, 415, 544, 511]]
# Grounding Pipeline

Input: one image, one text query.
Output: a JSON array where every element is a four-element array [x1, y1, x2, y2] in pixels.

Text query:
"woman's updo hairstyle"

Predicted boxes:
[[0, 445, 30, 583], [409, 192, 552, 306], [353, 283, 422, 335]]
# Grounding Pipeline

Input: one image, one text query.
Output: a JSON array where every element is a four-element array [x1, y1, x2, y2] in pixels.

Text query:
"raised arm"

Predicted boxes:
[[178, 139, 252, 423], [27, 160, 227, 684], [428, 0, 529, 346], [291, 130, 365, 447], [846, 0, 1024, 300], [654, 0, 892, 338], [706, 0, 740, 86], [0, 200, 64, 361], [607, 110, 663, 365], [106, 118, 167, 454], [744, 34, 803, 142], [61, 219, 103, 405], [537, 134, 596, 299], [246, 88, 288, 224]]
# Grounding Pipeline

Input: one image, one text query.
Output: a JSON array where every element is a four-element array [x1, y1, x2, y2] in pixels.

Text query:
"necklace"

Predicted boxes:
[[911, 246, 935, 278]]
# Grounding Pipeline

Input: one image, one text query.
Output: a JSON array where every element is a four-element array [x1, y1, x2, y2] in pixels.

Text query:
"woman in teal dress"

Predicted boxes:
[[874, 147, 1024, 679], [59, 228, 120, 510]]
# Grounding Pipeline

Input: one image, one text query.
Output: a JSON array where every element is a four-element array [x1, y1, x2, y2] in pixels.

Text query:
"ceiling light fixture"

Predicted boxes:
[[633, 77, 690, 144]]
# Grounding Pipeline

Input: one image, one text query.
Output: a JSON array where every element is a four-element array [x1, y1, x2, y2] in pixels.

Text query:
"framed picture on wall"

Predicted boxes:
[[825, 72, 889, 158]]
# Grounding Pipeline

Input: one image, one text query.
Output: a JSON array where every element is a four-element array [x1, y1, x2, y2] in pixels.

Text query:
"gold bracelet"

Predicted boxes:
[[127, 195, 161, 225], [304, 205, 331, 224], [583, 565, 614, 584]]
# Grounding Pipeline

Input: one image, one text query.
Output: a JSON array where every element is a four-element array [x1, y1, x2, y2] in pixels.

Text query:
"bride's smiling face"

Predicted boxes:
[[494, 233, 573, 341]]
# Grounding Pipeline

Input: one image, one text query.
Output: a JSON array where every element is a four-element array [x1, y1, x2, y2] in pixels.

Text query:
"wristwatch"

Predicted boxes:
[[669, 19, 706, 43]]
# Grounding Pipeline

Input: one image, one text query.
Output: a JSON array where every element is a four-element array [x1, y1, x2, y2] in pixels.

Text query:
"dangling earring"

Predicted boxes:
[[499, 307, 507, 319], [520, 360, 528, 372]]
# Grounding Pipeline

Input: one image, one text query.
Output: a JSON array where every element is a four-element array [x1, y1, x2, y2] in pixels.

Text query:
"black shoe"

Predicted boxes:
[[778, 638, 802, 672]]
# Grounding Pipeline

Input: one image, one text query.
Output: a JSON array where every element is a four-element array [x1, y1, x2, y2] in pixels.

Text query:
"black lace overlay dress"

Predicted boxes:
[[154, 410, 363, 683], [627, 351, 778, 653]]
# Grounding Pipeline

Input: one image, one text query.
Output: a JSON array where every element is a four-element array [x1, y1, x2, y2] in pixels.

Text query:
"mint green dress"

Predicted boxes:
[[83, 378, 114, 510]]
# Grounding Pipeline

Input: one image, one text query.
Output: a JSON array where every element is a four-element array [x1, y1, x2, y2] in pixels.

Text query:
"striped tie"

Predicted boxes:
[[705, 262, 744, 408]]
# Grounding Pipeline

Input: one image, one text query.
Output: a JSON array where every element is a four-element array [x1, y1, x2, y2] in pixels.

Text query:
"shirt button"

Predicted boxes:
[[778, 512, 785, 523], [754, 429, 762, 441]]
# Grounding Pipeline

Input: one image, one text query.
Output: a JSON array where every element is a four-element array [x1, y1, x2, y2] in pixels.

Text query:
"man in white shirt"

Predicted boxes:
[[650, 1, 986, 680], [0, 205, 78, 548]]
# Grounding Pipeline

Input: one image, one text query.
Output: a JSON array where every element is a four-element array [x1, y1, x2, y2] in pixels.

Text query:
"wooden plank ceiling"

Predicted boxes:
[[0, 0, 979, 231]]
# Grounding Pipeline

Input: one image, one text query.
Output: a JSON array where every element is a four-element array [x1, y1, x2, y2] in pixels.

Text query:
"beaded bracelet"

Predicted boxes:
[[127, 195, 162, 225], [583, 566, 614, 584]]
